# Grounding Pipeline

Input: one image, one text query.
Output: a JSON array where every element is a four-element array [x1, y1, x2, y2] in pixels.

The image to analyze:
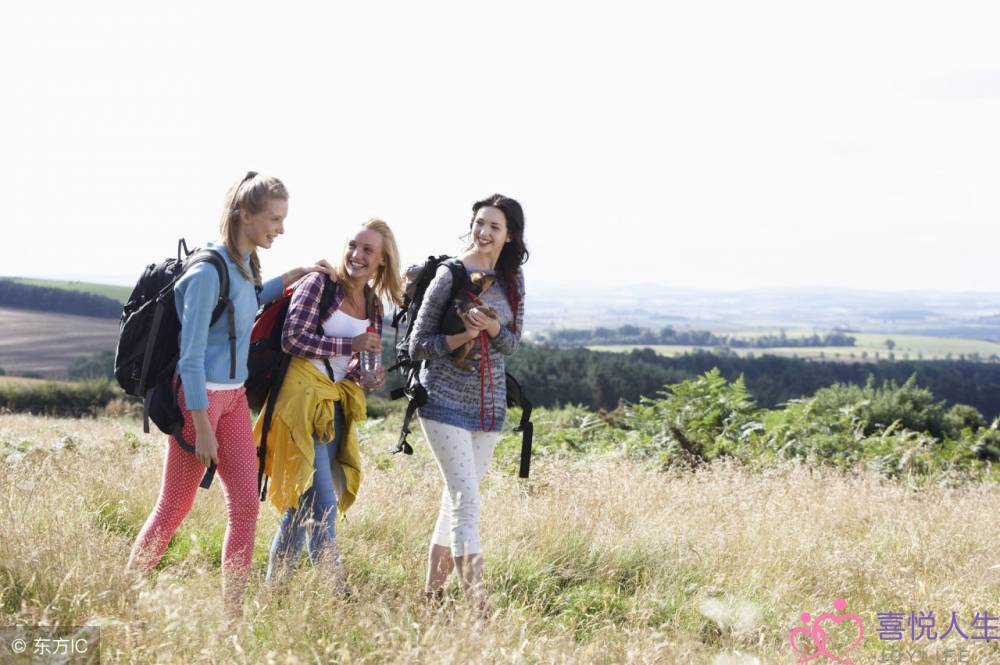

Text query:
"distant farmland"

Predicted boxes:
[[589, 330, 1000, 363], [0, 307, 119, 378]]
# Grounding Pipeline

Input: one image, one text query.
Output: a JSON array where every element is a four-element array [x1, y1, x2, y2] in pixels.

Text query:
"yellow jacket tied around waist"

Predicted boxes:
[[254, 356, 366, 515]]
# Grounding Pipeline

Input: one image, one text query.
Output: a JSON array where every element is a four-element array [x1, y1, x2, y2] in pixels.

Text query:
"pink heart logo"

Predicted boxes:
[[812, 608, 864, 665], [788, 615, 821, 663], [788, 599, 866, 665]]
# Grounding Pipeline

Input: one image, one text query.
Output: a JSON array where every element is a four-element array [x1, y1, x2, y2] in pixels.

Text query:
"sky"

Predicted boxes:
[[2, 1, 999, 292]]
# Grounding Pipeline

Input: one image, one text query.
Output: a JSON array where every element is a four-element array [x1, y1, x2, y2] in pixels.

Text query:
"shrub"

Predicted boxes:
[[0, 378, 119, 417]]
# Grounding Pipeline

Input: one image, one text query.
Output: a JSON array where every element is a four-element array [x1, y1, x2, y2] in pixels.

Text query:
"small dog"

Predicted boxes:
[[442, 273, 498, 370]]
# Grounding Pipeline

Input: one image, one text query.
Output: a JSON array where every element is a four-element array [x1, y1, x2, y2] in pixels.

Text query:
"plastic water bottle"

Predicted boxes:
[[359, 325, 381, 389]]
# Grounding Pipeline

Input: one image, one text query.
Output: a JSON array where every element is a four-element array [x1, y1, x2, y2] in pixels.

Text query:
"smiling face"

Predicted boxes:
[[239, 197, 288, 251], [470, 205, 510, 255], [341, 228, 385, 283]]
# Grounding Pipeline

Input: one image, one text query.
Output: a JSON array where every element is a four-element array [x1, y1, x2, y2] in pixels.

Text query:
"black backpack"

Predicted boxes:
[[389, 255, 534, 478], [114, 238, 236, 489], [246, 276, 337, 501]]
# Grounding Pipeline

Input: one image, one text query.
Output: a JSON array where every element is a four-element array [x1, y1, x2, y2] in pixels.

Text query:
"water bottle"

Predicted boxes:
[[358, 325, 381, 389]]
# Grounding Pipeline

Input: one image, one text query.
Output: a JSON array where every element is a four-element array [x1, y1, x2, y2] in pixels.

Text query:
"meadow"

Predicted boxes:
[[1, 402, 997, 664]]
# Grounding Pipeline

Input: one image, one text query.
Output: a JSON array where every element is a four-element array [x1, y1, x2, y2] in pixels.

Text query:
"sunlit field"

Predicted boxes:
[[590, 330, 1000, 363], [1, 411, 998, 664]]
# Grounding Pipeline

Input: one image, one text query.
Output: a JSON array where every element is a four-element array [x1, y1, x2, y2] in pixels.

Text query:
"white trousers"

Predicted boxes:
[[419, 417, 499, 557]]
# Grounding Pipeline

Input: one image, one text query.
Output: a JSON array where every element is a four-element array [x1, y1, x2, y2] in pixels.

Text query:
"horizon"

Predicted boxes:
[[8, 273, 1000, 298]]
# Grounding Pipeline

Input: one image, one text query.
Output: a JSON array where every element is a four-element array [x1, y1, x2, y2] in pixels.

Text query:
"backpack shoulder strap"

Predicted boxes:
[[317, 275, 337, 332], [317, 276, 340, 383], [442, 258, 468, 299]]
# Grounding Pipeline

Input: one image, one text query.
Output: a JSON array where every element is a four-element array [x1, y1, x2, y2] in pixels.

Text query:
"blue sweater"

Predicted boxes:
[[174, 241, 283, 410], [409, 264, 525, 431]]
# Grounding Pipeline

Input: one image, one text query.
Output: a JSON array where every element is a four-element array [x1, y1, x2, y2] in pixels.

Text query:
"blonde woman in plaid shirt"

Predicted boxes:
[[265, 219, 403, 585]]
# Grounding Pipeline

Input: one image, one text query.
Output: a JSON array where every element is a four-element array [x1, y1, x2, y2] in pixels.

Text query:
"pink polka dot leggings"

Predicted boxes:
[[128, 385, 260, 590]]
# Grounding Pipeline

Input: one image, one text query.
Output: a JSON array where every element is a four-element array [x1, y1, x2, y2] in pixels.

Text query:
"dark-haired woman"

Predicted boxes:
[[408, 194, 528, 614]]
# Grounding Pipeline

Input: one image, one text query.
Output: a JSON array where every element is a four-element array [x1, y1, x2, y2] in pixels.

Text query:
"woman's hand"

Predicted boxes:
[[351, 331, 382, 354], [461, 311, 488, 339], [306, 259, 336, 278], [281, 260, 336, 288], [467, 307, 501, 338], [191, 410, 218, 468]]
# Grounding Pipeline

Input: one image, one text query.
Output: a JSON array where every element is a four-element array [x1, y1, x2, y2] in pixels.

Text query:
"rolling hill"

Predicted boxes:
[[0, 307, 119, 378]]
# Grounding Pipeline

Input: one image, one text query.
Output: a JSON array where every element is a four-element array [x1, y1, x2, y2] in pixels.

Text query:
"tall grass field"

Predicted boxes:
[[1, 402, 997, 664]]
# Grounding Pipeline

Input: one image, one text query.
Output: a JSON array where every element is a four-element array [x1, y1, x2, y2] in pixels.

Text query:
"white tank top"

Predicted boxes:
[[310, 308, 370, 382]]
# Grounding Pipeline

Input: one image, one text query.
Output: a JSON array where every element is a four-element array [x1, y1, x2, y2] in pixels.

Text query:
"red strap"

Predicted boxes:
[[465, 290, 496, 431], [478, 331, 495, 431]]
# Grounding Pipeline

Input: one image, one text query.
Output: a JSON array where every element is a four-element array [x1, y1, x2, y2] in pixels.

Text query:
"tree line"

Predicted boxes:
[[537, 325, 856, 348], [501, 346, 1000, 421], [0, 279, 123, 319]]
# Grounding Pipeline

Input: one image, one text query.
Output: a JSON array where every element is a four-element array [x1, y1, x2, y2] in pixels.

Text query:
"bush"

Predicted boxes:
[[613, 370, 995, 478], [624, 369, 762, 466], [0, 378, 120, 417], [807, 375, 946, 437]]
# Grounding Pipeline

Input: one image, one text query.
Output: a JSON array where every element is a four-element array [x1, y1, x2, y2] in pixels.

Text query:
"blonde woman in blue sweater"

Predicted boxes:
[[408, 194, 528, 614], [128, 172, 332, 616]]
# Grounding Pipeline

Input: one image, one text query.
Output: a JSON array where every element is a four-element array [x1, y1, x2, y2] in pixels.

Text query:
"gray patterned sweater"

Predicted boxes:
[[409, 263, 525, 431]]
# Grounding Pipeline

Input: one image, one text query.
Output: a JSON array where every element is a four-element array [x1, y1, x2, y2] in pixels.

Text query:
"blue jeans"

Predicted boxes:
[[266, 403, 344, 582]]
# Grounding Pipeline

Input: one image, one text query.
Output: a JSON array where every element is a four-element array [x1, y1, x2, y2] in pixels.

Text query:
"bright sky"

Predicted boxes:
[[3, 2, 999, 292]]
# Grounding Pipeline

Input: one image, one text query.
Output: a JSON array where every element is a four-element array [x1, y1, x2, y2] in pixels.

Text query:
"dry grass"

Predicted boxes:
[[0, 413, 998, 664]]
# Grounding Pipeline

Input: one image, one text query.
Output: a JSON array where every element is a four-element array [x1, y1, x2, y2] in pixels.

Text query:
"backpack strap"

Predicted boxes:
[[318, 276, 338, 323], [505, 372, 534, 479], [396, 399, 418, 455], [318, 277, 339, 383], [257, 353, 291, 500], [442, 258, 469, 300], [137, 300, 169, 396]]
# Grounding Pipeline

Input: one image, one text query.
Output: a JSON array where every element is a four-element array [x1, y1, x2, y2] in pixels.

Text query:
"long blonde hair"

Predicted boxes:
[[335, 218, 404, 310], [218, 171, 289, 286]]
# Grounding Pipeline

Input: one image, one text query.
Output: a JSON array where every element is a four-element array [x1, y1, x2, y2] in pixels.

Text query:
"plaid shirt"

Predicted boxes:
[[280, 271, 384, 382]]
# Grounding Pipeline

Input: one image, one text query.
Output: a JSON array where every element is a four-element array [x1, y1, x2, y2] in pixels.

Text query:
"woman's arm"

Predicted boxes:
[[175, 264, 221, 466], [175, 263, 219, 411], [259, 260, 337, 306], [280, 272, 355, 359]]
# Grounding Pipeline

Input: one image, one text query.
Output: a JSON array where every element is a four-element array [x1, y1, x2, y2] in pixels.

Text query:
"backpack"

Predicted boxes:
[[389, 256, 534, 478], [114, 238, 235, 489], [246, 276, 337, 501]]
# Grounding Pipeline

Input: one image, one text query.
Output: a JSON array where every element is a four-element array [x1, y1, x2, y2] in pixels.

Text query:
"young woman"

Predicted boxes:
[[127, 172, 333, 615], [408, 194, 528, 614], [261, 218, 403, 587]]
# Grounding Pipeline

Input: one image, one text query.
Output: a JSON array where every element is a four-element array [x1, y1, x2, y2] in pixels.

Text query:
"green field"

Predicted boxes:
[[589, 331, 1000, 362], [9, 277, 131, 303]]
